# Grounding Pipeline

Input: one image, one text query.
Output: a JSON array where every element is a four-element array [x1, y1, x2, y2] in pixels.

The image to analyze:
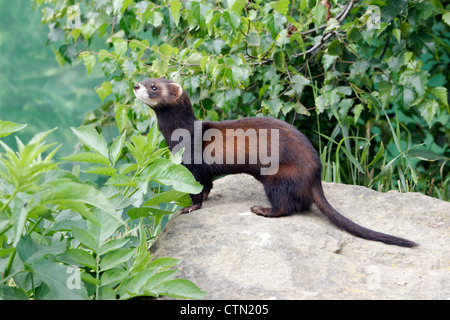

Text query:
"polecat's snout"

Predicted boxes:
[[134, 78, 185, 108]]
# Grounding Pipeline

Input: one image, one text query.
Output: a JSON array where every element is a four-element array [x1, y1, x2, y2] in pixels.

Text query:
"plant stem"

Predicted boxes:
[[95, 254, 100, 300], [3, 248, 16, 278], [0, 188, 18, 212]]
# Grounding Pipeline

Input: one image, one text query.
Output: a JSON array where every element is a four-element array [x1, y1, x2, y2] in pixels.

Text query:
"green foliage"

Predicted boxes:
[[31, 0, 449, 200], [0, 122, 205, 300]]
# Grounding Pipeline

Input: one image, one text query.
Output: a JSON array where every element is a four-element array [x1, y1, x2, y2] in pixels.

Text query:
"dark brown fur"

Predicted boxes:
[[134, 78, 417, 248]]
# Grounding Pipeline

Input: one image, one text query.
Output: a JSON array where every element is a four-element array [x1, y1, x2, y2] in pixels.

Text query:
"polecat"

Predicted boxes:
[[133, 77, 417, 248]]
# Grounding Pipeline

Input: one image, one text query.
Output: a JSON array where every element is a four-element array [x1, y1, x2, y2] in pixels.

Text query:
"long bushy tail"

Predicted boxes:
[[312, 185, 417, 248]]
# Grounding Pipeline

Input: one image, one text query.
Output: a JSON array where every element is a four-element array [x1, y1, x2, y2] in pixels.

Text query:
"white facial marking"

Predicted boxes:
[[134, 83, 158, 107]]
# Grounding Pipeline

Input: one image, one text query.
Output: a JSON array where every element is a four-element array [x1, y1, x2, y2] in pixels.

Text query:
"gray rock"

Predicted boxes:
[[150, 174, 450, 300]]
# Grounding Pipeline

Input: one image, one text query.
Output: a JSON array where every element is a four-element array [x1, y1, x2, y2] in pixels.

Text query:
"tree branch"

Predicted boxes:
[[294, 0, 358, 58]]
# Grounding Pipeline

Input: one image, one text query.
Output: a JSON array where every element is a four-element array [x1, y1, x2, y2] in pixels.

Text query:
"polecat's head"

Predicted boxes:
[[133, 77, 186, 109]]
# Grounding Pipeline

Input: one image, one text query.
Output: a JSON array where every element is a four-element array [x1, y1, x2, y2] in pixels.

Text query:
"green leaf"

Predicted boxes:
[[94, 81, 112, 103], [274, 0, 290, 15], [79, 52, 96, 75], [122, 60, 136, 79], [392, 85, 415, 109], [72, 226, 100, 253], [113, 38, 128, 57], [311, 1, 327, 26], [65, 249, 96, 269], [393, 28, 401, 43], [327, 40, 342, 56], [430, 86, 448, 107], [100, 249, 134, 271], [291, 75, 310, 95], [0, 286, 27, 300], [41, 180, 116, 218], [169, 0, 182, 27], [442, 12, 450, 27], [368, 141, 385, 167], [273, 51, 285, 71], [143, 189, 191, 207], [101, 268, 129, 286], [83, 165, 117, 176], [71, 126, 109, 159], [105, 173, 137, 187], [148, 159, 203, 194], [114, 103, 128, 133], [151, 57, 169, 77], [419, 100, 439, 127], [0, 121, 27, 138], [148, 257, 181, 270], [99, 238, 130, 255], [109, 133, 125, 167], [31, 259, 89, 300], [60, 152, 110, 166], [245, 31, 260, 46], [152, 279, 207, 299], [126, 207, 173, 220]]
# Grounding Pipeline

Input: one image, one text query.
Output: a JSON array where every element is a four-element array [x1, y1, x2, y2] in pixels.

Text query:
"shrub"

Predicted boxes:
[[0, 120, 205, 299]]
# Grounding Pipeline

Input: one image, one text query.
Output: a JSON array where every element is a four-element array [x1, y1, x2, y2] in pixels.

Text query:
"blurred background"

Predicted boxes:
[[0, 0, 103, 156]]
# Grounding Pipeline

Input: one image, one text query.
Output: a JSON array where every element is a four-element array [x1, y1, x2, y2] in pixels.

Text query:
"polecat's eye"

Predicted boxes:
[[151, 86, 157, 91]]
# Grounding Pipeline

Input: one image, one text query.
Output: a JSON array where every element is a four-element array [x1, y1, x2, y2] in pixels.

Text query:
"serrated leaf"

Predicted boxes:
[[327, 40, 342, 56], [72, 226, 100, 253], [442, 12, 450, 27], [274, 0, 290, 15], [292, 75, 310, 95], [79, 52, 96, 75], [152, 279, 207, 299], [147, 159, 203, 194], [65, 249, 96, 269], [126, 207, 173, 220], [95, 81, 113, 102], [151, 57, 169, 77], [148, 257, 181, 271], [431, 86, 448, 107], [71, 126, 109, 159], [273, 51, 285, 71], [83, 165, 117, 176], [169, 0, 182, 26], [105, 173, 136, 187], [419, 100, 438, 127], [101, 268, 129, 286], [393, 28, 401, 43], [122, 60, 136, 78], [143, 189, 191, 207], [31, 259, 89, 300], [60, 152, 110, 166], [109, 133, 125, 167], [100, 249, 134, 271], [0, 121, 27, 138], [113, 38, 128, 57]]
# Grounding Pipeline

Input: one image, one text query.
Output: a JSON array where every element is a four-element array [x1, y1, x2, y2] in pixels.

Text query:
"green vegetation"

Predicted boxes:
[[0, 120, 205, 299], [0, 0, 449, 300]]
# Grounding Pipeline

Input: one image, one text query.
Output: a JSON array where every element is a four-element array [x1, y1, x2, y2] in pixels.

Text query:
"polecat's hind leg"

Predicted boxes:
[[251, 181, 296, 217], [251, 205, 288, 217]]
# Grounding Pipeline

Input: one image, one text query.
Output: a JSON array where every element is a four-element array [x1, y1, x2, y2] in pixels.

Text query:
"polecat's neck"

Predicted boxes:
[[154, 106, 198, 150]]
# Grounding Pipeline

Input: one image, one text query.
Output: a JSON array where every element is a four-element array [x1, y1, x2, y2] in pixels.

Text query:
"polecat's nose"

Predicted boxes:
[[134, 83, 141, 90]]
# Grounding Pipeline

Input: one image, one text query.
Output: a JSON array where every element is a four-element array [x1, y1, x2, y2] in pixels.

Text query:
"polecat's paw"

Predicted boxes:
[[250, 205, 272, 217], [181, 204, 202, 214]]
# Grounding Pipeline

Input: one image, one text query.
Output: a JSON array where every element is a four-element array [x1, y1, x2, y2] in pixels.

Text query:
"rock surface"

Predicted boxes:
[[150, 174, 450, 299]]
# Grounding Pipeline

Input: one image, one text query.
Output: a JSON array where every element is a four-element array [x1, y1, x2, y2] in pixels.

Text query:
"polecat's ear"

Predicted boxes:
[[168, 82, 183, 100]]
